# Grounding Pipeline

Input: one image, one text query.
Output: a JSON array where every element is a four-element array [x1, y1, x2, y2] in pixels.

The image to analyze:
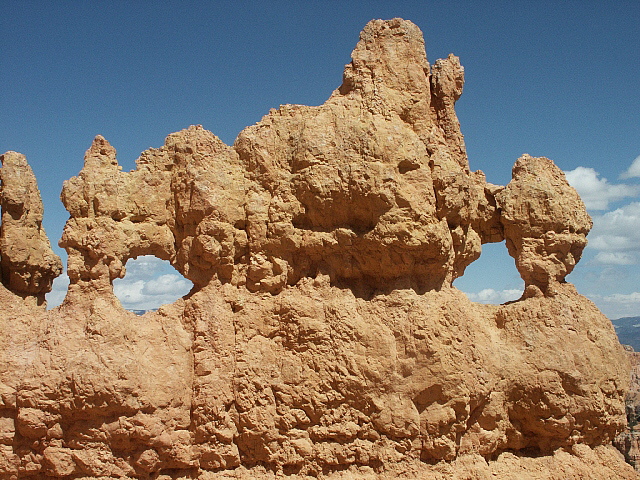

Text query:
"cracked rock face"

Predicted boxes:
[[0, 18, 635, 479]]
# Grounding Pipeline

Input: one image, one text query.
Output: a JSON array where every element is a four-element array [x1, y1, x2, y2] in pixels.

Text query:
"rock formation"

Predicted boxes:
[[496, 156, 592, 297], [0, 18, 636, 479], [615, 348, 640, 472], [0, 151, 62, 306]]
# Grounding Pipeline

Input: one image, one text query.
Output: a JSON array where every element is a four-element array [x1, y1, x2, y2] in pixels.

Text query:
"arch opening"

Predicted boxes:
[[453, 241, 523, 305], [46, 269, 69, 309], [113, 255, 193, 314]]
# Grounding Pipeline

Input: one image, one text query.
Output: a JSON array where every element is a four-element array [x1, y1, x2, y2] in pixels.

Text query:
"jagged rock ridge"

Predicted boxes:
[[0, 18, 635, 479]]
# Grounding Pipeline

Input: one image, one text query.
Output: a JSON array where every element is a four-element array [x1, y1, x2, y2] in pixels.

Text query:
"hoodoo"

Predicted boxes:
[[0, 19, 634, 479]]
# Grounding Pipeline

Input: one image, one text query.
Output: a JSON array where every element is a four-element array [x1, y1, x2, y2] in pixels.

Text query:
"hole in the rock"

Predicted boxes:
[[46, 269, 70, 309], [113, 255, 193, 314], [453, 241, 523, 305]]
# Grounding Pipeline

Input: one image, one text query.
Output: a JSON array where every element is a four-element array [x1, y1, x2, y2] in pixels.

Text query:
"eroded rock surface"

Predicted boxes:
[[0, 152, 62, 306], [615, 350, 640, 472], [496, 155, 592, 297], [0, 18, 635, 479]]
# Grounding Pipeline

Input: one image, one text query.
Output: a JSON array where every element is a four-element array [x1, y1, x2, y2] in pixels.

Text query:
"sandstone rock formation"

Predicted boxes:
[[615, 349, 640, 472], [0, 18, 636, 479], [496, 155, 593, 298], [0, 151, 62, 306]]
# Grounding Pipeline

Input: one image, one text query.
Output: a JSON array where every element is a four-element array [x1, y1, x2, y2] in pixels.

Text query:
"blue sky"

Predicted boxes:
[[2, 1, 639, 317]]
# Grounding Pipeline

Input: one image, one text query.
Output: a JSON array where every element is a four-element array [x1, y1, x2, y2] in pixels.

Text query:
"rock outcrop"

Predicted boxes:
[[615, 349, 640, 472], [0, 151, 62, 306], [496, 155, 593, 297], [0, 18, 635, 479]]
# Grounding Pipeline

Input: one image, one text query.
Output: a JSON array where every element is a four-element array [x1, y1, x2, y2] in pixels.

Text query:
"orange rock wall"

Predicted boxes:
[[0, 18, 635, 479]]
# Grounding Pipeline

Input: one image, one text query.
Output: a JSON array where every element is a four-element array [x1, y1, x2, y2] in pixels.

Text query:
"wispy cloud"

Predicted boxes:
[[113, 256, 193, 311], [565, 166, 639, 210], [46, 273, 70, 308], [621, 155, 640, 180], [593, 252, 636, 265], [464, 288, 523, 304], [586, 292, 640, 320]]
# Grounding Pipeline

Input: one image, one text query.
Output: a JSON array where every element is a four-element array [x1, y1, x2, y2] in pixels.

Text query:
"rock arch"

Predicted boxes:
[[112, 255, 193, 312], [0, 18, 630, 479]]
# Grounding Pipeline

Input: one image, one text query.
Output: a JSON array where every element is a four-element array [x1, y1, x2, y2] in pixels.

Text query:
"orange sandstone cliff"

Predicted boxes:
[[0, 19, 635, 479]]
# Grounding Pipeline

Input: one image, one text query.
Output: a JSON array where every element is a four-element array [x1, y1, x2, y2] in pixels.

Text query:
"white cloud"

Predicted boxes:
[[120, 255, 169, 281], [113, 279, 147, 307], [113, 256, 193, 311], [46, 273, 70, 308], [588, 202, 640, 254], [464, 288, 523, 304], [564, 166, 639, 210], [592, 252, 636, 265], [621, 155, 640, 179], [142, 274, 193, 296], [604, 292, 640, 304], [587, 292, 640, 320]]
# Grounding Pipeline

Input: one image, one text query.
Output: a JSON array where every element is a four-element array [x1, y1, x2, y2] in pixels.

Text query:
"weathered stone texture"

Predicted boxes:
[[0, 151, 62, 306], [496, 155, 592, 297], [0, 18, 634, 479]]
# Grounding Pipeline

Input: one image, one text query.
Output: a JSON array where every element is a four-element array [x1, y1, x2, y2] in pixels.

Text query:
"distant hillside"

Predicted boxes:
[[612, 316, 640, 351], [130, 309, 157, 316]]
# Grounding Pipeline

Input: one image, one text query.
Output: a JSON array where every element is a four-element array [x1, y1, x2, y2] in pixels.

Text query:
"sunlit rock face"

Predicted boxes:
[[0, 151, 62, 306], [496, 155, 593, 297], [0, 18, 635, 479]]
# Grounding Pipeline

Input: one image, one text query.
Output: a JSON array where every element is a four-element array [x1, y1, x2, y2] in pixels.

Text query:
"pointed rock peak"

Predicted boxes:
[[164, 124, 232, 157], [358, 18, 425, 49], [84, 135, 118, 168], [432, 54, 465, 101], [0, 151, 28, 168], [0, 151, 61, 305], [89, 135, 116, 155], [340, 18, 430, 97]]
